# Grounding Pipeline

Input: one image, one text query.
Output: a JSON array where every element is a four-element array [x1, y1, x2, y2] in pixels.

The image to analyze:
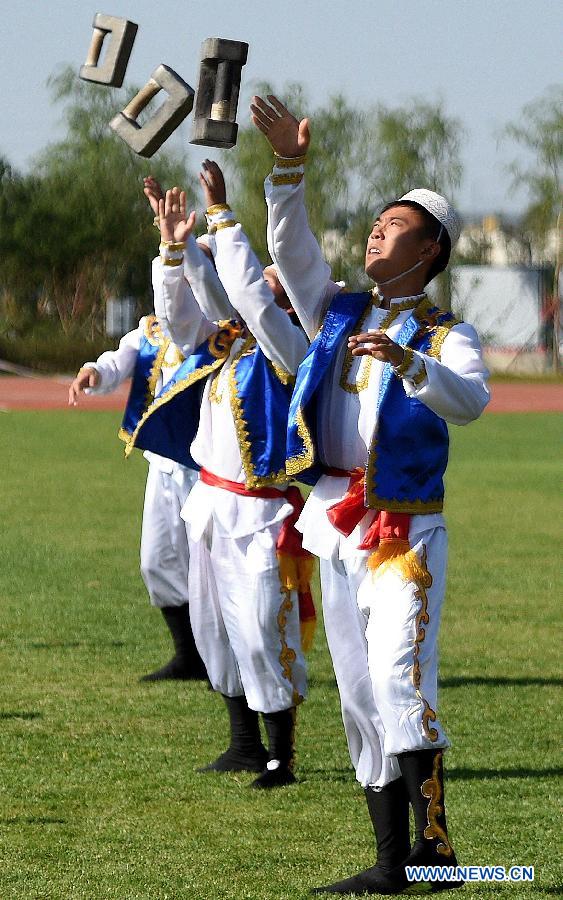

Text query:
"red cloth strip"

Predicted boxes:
[[199, 467, 286, 498], [326, 470, 410, 552], [198, 468, 311, 558]]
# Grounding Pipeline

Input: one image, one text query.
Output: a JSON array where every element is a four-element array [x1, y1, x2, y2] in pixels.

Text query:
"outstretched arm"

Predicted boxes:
[[196, 161, 307, 374], [144, 175, 233, 322], [251, 95, 340, 339], [68, 326, 141, 405], [154, 188, 217, 356]]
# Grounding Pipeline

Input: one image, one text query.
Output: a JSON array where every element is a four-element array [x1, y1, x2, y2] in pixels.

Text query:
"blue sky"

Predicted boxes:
[[1, 0, 560, 216]]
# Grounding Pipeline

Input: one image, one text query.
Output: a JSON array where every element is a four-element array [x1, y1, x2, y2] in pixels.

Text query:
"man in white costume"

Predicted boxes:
[[251, 95, 489, 892], [69, 319, 209, 681], [68, 189, 231, 682], [129, 176, 311, 788]]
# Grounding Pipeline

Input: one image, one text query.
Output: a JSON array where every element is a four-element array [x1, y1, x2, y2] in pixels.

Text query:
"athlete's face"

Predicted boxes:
[[364, 205, 436, 283]]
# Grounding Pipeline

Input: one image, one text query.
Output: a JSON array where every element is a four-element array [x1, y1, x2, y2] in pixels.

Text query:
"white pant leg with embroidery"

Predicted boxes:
[[321, 526, 449, 789], [187, 517, 307, 714], [139, 461, 197, 608], [359, 528, 450, 758]]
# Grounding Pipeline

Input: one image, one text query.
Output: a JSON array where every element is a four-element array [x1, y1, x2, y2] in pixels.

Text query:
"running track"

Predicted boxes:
[[1, 376, 562, 413]]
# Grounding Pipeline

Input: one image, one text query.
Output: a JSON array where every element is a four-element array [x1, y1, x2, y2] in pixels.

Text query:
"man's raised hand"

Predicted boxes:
[[199, 160, 227, 209], [159, 187, 196, 244], [250, 95, 310, 158], [143, 176, 165, 216]]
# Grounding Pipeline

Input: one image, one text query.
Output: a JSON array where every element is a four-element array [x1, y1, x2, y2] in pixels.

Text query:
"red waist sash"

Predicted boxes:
[[325, 468, 410, 553]]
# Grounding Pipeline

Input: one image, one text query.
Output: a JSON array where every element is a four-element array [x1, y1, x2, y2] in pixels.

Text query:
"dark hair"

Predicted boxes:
[[379, 200, 451, 285]]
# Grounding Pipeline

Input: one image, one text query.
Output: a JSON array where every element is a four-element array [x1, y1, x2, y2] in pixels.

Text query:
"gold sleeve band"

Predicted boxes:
[[274, 153, 307, 168], [271, 173, 303, 186], [393, 347, 415, 378], [206, 203, 231, 216], [160, 240, 186, 252], [412, 362, 428, 386], [161, 256, 183, 267]]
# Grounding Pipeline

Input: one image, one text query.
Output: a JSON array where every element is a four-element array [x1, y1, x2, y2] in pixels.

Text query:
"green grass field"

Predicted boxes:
[[0, 411, 561, 900]]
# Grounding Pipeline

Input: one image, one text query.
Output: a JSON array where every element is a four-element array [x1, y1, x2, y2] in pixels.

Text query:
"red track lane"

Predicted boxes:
[[0, 376, 562, 413]]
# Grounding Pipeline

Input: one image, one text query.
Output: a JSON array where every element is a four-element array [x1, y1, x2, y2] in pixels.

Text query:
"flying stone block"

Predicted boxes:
[[79, 13, 138, 88], [110, 65, 195, 158], [190, 38, 249, 149]]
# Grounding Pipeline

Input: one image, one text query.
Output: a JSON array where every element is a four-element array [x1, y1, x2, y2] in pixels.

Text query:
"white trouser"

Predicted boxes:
[[320, 527, 449, 789], [139, 461, 197, 608], [187, 516, 307, 714]]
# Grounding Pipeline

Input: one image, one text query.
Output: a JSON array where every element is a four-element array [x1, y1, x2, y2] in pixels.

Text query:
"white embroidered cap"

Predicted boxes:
[[399, 189, 461, 248]]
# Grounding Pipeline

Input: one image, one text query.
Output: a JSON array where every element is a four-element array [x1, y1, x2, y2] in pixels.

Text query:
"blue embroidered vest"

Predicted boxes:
[[127, 322, 294, 488], [286, 292, 460, 513]]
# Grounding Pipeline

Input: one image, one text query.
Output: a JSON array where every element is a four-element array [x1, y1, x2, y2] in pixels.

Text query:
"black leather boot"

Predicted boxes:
[[386, 749, 463, 894], [199, 694, 268, 773], [251, 707, 297, 788], [311, 777, 411, 895], [140, 604, 207, 681]]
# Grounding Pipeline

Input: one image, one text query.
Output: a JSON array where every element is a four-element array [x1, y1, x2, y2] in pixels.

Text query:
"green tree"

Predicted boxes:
[[222, 82, 365, 285], [222, 89, 463, 299], [504, 86, 563, 370], [0, 66, 195, 338]]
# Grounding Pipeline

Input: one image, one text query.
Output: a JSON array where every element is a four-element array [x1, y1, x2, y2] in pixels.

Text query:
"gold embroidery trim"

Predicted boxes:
[[213, 219, 236, 231], [143, 315, 166, 347], [276, 585, 303, 715], [426, 324, 453, 360], [268, 359, 295, 386], [410, 546, 439, 743], [364, 436, 444, 514], [206, 203, 231, 215], [393, 347, 415, 378], [146, 339, 170, 405], [274, 153, 307, 168], [161, 256, 183, 267], [208, 369, 224, 404], [421, 750, 454, 857], [271, 173, 303, 186], [412, 360, 428, 386], [160, 240, 186, 252], [228, 336, 288, 489], [286, 405, 315, 476], [162, 345, 185, 368], [123, 329, 237, 457], [339, 295, 424, 394]]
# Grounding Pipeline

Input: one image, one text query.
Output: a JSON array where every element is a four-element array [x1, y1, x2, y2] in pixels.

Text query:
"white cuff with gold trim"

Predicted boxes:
[[159, 240, 186, 267], [393, 348, 427, 386], [270, 154, 306, 187], [206, 204, 236, 234]]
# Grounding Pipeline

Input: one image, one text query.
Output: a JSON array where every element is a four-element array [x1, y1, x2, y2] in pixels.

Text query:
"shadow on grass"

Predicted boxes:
[[29, 640, 126, 650], [1, 817, 67, 826], [448, 766, 563, 780], [440, 676, 563, 688], [0, 711, 42, 720]]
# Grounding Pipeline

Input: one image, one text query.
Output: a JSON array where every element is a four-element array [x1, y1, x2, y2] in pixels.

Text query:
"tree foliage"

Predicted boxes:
[[0, 66, 194, 338], [504, 86, 562, 251]]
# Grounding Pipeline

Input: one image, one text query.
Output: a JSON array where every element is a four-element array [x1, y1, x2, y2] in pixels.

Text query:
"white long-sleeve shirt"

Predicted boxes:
[[264, 163, 490, 558], [153, 213, 308, 538]]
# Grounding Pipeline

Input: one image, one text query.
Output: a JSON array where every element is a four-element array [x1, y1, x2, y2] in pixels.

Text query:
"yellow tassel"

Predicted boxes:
[[367, 541, 431, 586], [300, 619, 316, 654], [277, 553, 315, 593]]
